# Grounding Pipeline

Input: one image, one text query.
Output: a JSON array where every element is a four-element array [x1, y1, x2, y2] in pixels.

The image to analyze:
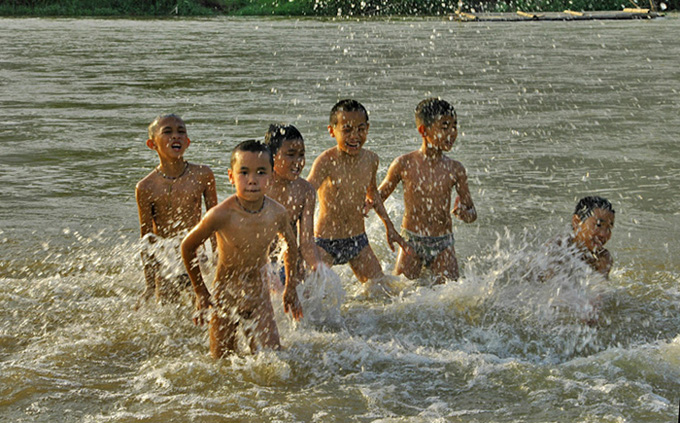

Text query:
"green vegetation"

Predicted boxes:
[[0, 0, 675, 16]]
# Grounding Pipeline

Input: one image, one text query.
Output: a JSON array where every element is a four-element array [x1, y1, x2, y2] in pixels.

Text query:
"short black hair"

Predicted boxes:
[[329, 99, 369, 126], [574, 196, 615, 220], [230, 139, 273, 169], [264, 124, 304, 156], [415, 98, 456, 128]]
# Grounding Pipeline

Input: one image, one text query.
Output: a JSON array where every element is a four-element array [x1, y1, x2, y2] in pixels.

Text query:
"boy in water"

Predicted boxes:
[[307, 99, 410, 289], [264, 124, 322, 280], [567, 196, 615, 278], [378, 98, 476, 283], [136, 114, 217, 305], [181, 140, 303, 358]]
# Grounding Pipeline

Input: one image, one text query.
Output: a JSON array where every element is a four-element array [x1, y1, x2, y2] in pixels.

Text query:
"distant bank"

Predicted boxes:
[[0, 0, 676, 17]]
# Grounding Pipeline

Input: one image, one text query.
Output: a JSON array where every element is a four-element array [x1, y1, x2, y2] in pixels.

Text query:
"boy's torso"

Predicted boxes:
[[400, 151, 461, 236], [315, 148, 377, 238], [141, 165, 208, 237]]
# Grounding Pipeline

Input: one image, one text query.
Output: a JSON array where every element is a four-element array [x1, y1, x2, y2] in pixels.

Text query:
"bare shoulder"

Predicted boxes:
[[314, 147, 338, 164], [293, 178, 316, 197], [188, 162, 214, 181], [445, 156, 467, 174], [136, 169, 160, 195]]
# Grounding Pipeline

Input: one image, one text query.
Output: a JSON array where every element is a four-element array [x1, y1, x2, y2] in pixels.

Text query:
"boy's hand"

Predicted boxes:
[[363, 197, 374, 217], [283, 286, 303, 320], [452, 196, 463, 217], [387, 228, 416, 257], [193, 294, 212, 326]]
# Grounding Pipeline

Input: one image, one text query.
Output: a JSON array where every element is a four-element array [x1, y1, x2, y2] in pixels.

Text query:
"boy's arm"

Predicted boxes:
[[594, 249, 613, 279], [452, 164, 477, 224], [202, 169, 219, 255], [135, 183, 157, 304], [181, 212, 217, 326], [367, 158, 412, 255], [299, 187, 322, 271], [377, 157, 403, 202], [305, 155, 327, 191], [279, 212, 303, 320]]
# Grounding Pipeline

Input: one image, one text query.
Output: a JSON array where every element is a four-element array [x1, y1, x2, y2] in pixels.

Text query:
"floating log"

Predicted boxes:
[[452, 10, 662, 22]]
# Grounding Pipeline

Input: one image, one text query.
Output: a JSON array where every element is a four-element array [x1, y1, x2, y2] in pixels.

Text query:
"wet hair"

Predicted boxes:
[[573, 196, 615, 221], [329, 99, 369, 126], [148, 113, 184, 139], [415, 98, 456, 128], [264, 124, 304, 156], [230, 139, 273, 169]]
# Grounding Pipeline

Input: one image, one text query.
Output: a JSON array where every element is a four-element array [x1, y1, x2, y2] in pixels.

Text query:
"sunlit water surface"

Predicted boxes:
[[1, 16, 679, 422]]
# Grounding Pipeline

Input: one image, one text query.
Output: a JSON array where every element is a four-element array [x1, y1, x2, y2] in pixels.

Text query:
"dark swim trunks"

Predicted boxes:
[[401, 228, 455, 267], [315, 233, 369, 265]]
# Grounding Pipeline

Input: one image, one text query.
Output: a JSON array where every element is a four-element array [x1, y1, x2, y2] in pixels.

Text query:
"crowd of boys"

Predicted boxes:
[[136, 98, 615, 358]]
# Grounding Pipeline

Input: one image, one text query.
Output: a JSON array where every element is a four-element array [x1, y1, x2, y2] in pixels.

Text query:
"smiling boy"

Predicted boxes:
[[264, 124, 322, 280], [307, 99, 410, 290], [181, 140, 302, 358], [135, 114, 217, 305], [378, 98, 476, 283]]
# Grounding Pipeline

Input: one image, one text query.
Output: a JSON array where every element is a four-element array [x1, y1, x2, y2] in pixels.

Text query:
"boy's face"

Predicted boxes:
[[228, 151, 272, 203], [146, 116, 190, 161], [273, 138, 305, 181], [328, 111, 369, 156], [421, 114, 457, 151], [572, 208, 615, 252]]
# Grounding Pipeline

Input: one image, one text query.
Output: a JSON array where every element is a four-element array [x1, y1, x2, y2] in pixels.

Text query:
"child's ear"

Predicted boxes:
[[417, 124, 427, 137], [227, 168, 235, 185], [146, 138, 156, 150], [187, 138, 191, 146], [327, 124, 336, 138]]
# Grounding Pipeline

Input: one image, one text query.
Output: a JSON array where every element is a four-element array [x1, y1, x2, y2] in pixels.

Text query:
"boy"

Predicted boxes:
[[378, 98, 477, 283], [567, 196, 615, 278], [135, 114, 217, 305], [307, 99, 410, 288], [264, 124, 322, 279], [181, 140, 303, 358]]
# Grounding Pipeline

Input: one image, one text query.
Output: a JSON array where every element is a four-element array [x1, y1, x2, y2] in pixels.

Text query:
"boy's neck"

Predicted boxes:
[[272, 174, 294, 188], [420, 142, 443, 159], [157, 157, 188, 178]]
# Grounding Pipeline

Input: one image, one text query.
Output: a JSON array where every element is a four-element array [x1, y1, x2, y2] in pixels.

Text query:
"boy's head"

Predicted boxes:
[[415, 98, 458, 151], [146, 114, 190, 160], [328, 99, 370, 156], [572, 196, 615, 252], [229, 140, 274, 202], [264, 124, 306, 181]]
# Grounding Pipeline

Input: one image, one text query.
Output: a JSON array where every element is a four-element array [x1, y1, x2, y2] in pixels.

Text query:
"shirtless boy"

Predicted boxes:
[[378, 98, 476, 283], [181, 140, 303, 358], [307, 99, 409, 287], [135, 114, 217, 304], [567, 196, 615, 278], [264, 124, 322, 280]]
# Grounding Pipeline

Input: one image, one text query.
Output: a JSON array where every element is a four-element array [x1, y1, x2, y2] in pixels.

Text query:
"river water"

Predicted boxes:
[[1, 16, 679, 422]]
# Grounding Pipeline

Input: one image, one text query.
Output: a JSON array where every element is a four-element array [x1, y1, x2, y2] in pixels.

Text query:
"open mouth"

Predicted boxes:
[[171, 142, 183, 151]]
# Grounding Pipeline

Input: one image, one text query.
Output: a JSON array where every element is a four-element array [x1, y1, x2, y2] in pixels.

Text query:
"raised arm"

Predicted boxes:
[[452, 164, 477, 224], [181, 210, 217, 325], [299, 186, 322, 271], [278, 211, 303, 320], [135, 182, 157, 305]]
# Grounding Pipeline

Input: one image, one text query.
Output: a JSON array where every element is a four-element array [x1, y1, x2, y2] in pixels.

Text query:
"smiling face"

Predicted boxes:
[[146, 116, 190, 161], [421, 113, 457, 151], [328, 110, 369, 156], [572, 208, 615, 252], [228, 150, 272, 204], [273, 138, 305, 181]]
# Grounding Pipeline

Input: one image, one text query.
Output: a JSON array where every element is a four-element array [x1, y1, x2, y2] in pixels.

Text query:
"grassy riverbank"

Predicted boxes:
[[0, 0, 676, 16]]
